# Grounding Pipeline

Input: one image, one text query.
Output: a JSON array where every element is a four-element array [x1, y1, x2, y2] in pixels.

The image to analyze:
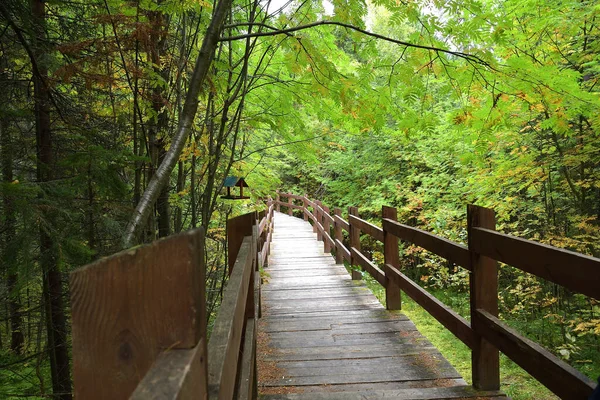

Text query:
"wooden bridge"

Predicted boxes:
[[69, 192, 599, 399]]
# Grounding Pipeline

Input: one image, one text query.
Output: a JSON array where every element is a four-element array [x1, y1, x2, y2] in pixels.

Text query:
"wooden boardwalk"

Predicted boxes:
[[257, 212, 507, 400]]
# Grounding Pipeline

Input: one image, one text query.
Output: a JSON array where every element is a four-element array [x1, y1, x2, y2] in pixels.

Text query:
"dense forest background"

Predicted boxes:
[[0, 0, 598, 398]]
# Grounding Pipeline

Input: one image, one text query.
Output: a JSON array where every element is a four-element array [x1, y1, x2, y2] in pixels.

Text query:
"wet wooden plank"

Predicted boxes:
[[262, 286, 372, 301], [260, 315, 411, 333], [259, 342, 437, 362], [259, 212, 504, 400], [259, 308, 404, 320], [262, 353, 461, 386], [260, 385, 506, 399], [259, 380, 467, 392], [266, 268, 349, 278]]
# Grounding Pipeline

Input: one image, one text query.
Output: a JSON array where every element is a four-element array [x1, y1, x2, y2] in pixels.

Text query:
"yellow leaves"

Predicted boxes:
[[452, 111, 472, 125], [469, 96, 481, 106], [572, 320, 600, 336], [531, 103, 546, 113], [540, 296, 557, 307], [196, 0, 213, 8], [208, 227, 225, 241], [327, 142, 346, 151]]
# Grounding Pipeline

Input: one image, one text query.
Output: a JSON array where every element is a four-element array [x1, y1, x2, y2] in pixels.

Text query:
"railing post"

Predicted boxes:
[[303, 194, 308, 221], [349, 206, 361, 280], [287, 194, 293, 216], [275, 190, 280, 212], [311, 199, 317, 234], [227, 212, 257, 276], [468, 205, 500, 390], [323, 205, 331, 254], [70, 230, 207, 399], [383, 206, 401, 310], [268, 201, 274, 258], [247, 216, 259, 320], [316, 201, 323, 242], [334, 208, 343, 264]]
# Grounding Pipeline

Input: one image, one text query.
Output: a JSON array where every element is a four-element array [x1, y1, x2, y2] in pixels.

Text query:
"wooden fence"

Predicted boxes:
[[275, 191, 599, 400], [70, 200, 275, 399]]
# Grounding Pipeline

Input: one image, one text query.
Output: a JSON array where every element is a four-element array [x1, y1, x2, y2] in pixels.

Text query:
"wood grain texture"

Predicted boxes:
[[227, 211, 257, 275], [382, 219, 470, 270], [258, 212, 503, 399], [349, 214, 384, 243], [276, 202, 303, 211], [315, 203, 335, 225], [279, 192, 304, 201], [333, 208, 344, 264], [70, 229, 206, 400], [130, 338, 208, 400], [333, 214, 350, 232], [323, 205, 332, 253], [351, 247, 387, 286], [259, 385, 506, 400], [315, 201, 323, 241], [470, 227, 600, 300], [349, 207, 362, 280], [386, 264, 475, 349], [236, 319, 257, 400], [302, 195, 308, 221], [475, 310, 594, 399], [467, 205, 500, 391], [335, 239, 351, 262], [208, 236, 254, 400], [383, 206, 401, 310]]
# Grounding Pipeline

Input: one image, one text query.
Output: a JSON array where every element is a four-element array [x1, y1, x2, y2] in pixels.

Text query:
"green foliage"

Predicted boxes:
[[2, 0, 600, 397]]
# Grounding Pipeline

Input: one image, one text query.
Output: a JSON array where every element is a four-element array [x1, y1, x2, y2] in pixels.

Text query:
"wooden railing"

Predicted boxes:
[[275, 191, 599, 400], [70, 200, 275, 399]]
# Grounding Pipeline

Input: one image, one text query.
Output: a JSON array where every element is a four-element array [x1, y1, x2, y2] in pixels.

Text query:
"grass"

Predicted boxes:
[[0, 351, 49, 400], [359, 272, 560, 400]]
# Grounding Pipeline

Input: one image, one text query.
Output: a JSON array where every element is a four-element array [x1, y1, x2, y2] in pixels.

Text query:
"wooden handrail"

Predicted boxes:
[[470, 227, 600, 300], [348, 214, 384, 242], [276, 191, 598, 399], [351, 247, 386, 286], [208, 235, 255, 399], [70, 229, 208, 400], [382, 218, 471, 270], [475, 309, 594, 398], [71, 199, 275, 400], [333, 214, 349, 232], [385, 263, 475, 349]]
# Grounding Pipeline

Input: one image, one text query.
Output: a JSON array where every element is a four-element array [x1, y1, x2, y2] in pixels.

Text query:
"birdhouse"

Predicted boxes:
[[222, 176, 250, 200]]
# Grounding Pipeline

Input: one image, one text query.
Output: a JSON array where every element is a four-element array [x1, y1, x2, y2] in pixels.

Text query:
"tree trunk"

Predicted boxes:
[[123, 0, 234, 247], [175, 160, 184, 232], [1, 109, 25, 355], [147, 5, 171, 238], [191, 152, 197, 228], [156, 146, 171, 237], [31, 0, 72, 398]]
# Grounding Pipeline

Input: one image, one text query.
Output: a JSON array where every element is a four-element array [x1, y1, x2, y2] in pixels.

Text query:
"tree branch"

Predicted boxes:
[[122, 0, 234, 247], [235, 133, 327, 161], [220, 20, 492, 67]]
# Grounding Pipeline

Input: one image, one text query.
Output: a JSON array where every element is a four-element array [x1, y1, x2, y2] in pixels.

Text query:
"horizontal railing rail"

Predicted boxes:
[[275, 191, 598, 399], [70, 200, 275, 400]]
